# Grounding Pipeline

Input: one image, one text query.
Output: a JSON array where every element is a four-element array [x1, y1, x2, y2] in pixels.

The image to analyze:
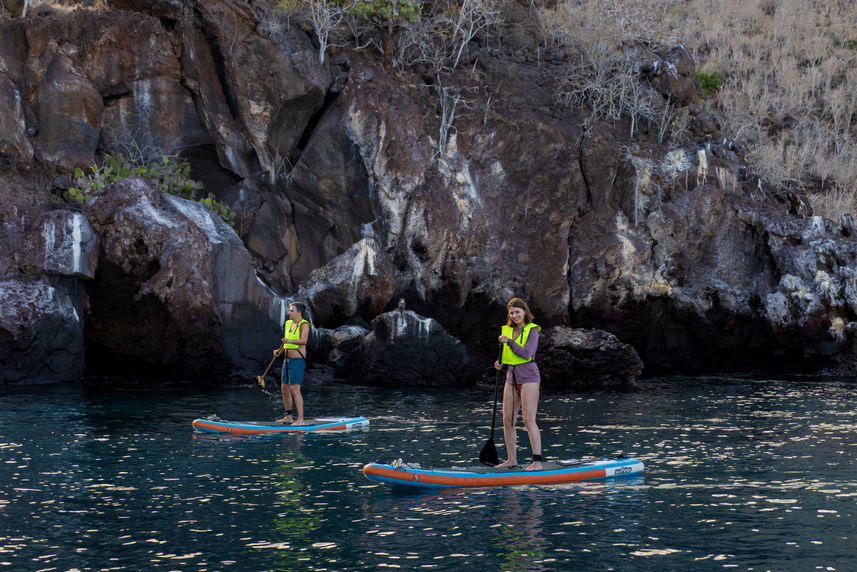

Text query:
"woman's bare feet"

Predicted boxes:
[[525, 461, 543, 471], [495, 460, 519, 469], [276, 414, 293, 423]]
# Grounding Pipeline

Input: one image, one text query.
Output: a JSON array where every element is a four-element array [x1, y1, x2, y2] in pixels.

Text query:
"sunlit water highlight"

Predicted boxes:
[[1, 376, 856, 570]]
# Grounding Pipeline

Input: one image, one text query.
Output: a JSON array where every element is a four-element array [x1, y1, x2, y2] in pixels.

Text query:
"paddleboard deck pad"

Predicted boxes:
[[363, 457, 644, 489], [192, 416, 369, 434]]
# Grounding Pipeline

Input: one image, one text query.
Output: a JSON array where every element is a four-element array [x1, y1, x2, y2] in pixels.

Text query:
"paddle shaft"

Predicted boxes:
[[479, 344, 503, 465], [488, 344, 503, 436], [260, 353, 278, 378]]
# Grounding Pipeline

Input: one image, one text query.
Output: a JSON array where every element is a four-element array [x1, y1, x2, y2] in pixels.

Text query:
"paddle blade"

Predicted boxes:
[[255, 376, 265, 389], [479, 438, 499, 466]]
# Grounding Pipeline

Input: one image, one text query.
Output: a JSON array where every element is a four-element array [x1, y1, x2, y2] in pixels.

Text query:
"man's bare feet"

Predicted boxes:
[[291, 419, 305, 426], [525, 461, 543, 471], [495, 460, 519, 469]]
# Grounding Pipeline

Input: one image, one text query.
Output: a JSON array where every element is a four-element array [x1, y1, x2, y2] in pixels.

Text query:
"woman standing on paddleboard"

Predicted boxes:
[[494, 297, 543, 471], [274, 302, 310, 425]]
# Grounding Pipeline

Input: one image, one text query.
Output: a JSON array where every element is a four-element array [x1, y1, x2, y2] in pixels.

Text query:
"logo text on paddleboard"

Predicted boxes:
[[614, 465, 632, 475]]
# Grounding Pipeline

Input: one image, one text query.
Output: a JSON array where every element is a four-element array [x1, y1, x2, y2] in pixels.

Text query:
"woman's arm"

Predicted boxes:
[[507, 329, 539, 360]]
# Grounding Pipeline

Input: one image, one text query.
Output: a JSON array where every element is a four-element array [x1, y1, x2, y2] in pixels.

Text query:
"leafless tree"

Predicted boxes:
[[435, 77, 474, 157], [448, 0, 503, 69], [437, 81, 462, 156], [308, 0, 353, 64], [278, 0, 354, 65]]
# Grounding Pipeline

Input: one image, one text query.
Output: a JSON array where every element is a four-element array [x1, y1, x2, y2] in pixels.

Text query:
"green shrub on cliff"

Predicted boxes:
[[696, 70, 724, 98], [200, 193, 238, 227], [68, 154, 238, 229]]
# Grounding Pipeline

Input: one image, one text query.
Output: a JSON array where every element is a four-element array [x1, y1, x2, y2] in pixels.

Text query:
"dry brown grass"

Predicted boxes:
[[542, 0, 857, 220]]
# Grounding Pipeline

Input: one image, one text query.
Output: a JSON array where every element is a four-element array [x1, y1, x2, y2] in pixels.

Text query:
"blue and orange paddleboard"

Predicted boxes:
[[192, 416, 369, 434], [363, 457, 644, 489]]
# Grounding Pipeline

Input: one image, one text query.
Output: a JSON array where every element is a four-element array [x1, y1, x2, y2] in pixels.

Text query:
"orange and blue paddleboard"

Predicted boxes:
[[363, 457, 643, 489], [192, 416, 369, 434]]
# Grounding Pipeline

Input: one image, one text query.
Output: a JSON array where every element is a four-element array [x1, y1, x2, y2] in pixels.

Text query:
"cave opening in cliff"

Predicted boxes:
[[82, 259, 176, 379]]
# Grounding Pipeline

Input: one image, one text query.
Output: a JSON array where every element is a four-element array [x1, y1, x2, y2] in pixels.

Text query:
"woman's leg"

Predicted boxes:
[[496, 382, 522, 468], [520, 383, 542, 470]]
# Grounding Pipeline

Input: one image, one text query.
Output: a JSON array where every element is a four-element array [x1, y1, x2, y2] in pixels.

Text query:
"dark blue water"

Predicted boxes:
[[1, 376, 856, 571]]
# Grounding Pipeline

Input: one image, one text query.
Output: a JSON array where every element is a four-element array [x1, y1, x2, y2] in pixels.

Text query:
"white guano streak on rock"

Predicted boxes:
[[277, 297, 288, 327], [451, 161, 481, 231], [0, 280, 79, 333], [43, 219, 55, 268], [136, 198, 174, 229], [804, 215, 827, 241], [71, 215, 81, 273], [352, 238, 376, 286], [662, 149, 690, 181], [252, 272, 289, 325], [165, 194, 228, 244], [614, 213, 637, 267], [629, 155, 653, 226], [696, 148, 708, 184], [134, 79, 153, 139], [392, 311, 434, 340]]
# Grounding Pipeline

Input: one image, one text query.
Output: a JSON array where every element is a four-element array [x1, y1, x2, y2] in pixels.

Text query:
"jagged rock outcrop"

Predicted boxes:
[[0, 277, 87, 382], [298, 228, 397, 325], [81, 177, 287, 380], [15, 209, 99, 278], [538, 326, 644, 389], [310, 323, 370, 370], [643, 44, 700, 107], [343, 309, 471, 386], [0, 208, 98, 382], [0, 75, 34, 168], [569, 183, 857, 373]]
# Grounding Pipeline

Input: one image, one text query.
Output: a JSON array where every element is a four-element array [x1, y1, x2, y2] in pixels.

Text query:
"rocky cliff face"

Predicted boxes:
[[2, 0, 856, 384]]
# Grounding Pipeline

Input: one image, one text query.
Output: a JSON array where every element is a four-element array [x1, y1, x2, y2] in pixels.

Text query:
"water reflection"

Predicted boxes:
[[2, 377, 857, 570], [356, 476, 648, 570]]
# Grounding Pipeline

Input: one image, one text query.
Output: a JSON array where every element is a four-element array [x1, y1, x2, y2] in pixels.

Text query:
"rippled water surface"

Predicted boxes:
[[2, 376, 856, 571]]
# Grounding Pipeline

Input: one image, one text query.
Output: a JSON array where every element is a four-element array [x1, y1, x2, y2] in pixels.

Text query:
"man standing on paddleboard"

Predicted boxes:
[[494, 297, 544, 471], [274, 302, 310, 425]]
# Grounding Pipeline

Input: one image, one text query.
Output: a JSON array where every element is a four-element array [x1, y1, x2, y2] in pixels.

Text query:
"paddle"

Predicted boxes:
[[479, 344, 503, 466]]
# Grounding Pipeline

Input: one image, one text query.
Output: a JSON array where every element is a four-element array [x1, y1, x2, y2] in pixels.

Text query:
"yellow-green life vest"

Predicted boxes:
[[501, 322, 541, 365], [283, 319, 309, 349]]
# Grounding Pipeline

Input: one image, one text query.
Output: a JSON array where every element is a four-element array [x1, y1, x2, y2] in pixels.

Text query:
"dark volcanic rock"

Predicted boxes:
[[299, 229, 397, 326], [342, 309, 470, 386], [539, 326, 643, 389], [0, 277, 86, 383], [648, 45, 700, 107], [34, 53, 103, 170], [0, 207, 98, 384], [82, 177, 287, 381], [16, 209, 98, 278]]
